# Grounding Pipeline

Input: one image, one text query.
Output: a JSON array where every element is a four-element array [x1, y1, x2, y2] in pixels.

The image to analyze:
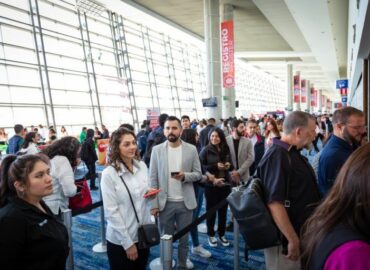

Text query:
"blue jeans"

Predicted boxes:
[[190, 184, 204, 247]]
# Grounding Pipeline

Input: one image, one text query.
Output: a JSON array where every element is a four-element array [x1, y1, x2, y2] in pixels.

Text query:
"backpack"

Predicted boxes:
[[227, 177, 282, 250]]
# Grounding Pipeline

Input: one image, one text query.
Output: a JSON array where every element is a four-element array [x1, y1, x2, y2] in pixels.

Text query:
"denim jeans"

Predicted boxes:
[[190, 184, 204, 247]]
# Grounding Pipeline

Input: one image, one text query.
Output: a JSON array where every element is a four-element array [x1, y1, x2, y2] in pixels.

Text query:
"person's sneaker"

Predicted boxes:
[[208, 236, 217, 247], [186, 258, 194, 269], [191, 245, 212, 258], [219, 236, 230, 247]]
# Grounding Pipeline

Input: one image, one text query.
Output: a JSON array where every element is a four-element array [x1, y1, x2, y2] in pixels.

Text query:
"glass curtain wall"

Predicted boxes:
[[0, 0, 287, 136]]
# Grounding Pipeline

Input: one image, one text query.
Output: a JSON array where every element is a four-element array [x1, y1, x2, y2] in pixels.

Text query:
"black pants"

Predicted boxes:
[[204, 186, 231, 237], [107, 241, 149, 270], [85, 162, 96, 188]]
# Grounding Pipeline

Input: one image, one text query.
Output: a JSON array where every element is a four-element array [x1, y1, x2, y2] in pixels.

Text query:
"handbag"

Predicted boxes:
[[120, 176, 160, 250], [69, 179, 93, 210], [227, 154, 291, 250]]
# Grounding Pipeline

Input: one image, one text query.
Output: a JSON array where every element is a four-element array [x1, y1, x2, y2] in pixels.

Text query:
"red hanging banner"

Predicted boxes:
[[293, 75, 300, 103], [340, 88, 348, 96], [310, 88, 317, 107], [301, 79, 307, 103], [221, 20, 235, 88]]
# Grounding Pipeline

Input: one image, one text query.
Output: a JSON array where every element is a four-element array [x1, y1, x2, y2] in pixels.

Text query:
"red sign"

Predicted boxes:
[[301, 80, 307, 103], [340, 88, 348, 96], [321, 95, 326, 108], [147, 108, 160, 129], [334, 102, 343, 109], [293, 75, 300, 103], [310, 88, 317, 107], [221, 21, 235, 88]]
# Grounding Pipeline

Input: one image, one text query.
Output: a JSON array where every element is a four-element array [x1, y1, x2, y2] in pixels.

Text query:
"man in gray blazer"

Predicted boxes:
[[226, 119, 254, 184], [150, 116, 202, 270]]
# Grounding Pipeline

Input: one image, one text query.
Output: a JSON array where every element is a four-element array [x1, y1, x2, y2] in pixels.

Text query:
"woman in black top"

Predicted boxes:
[[81, 129, 98, 190], [0, 154, 69, 270], [199, 127, 233, 248]]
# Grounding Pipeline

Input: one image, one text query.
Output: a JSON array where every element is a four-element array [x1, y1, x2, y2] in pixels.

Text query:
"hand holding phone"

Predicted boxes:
[[171, 171, 180, 177], [144, 188, 161, 198]]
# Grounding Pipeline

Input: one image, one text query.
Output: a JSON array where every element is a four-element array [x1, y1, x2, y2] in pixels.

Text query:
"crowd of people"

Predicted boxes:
[[0, 106, 369, 270]]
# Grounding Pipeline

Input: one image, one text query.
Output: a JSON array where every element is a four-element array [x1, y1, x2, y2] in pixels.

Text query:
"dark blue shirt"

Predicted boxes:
[[6, 135, 24, 154], [318, 135, 354, 196]]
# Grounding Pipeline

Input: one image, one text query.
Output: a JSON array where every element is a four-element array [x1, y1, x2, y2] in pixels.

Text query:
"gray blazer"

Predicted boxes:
[[226, 136, 254, 182], [149, 140, 202, 211]]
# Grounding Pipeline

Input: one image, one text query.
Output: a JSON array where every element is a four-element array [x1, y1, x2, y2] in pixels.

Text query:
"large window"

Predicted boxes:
[[0, 0, 287, 136]]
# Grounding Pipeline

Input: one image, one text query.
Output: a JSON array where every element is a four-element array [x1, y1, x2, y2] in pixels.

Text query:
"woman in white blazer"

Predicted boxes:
[[101, 127, 155, 270]]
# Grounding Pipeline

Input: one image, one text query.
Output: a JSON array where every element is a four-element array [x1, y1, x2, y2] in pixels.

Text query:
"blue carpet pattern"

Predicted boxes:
[[72, 145, 321, 269]]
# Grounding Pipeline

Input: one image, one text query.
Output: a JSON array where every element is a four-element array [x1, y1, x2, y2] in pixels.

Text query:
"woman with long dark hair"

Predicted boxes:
[[0, 154, 69, 269], [264, 119, 281, 151], [18, 132, 39, 155], [42, 136, 79, 215], [301, 144, 370, 269], [199, 127, 233, 248], [101, 128, 155, 270], [81, 129, 98, 190]]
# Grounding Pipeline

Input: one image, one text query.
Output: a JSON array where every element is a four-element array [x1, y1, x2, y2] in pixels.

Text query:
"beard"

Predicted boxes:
[[236, 130, 244, 137], [167, 134, 179, 143], [343, 127, 361, 146]]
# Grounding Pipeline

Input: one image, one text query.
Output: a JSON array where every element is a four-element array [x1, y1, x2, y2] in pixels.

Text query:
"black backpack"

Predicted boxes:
[[227, 177, 283, 250]]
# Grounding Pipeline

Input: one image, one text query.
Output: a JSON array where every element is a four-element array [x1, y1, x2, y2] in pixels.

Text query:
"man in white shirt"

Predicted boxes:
[[150, 116, 202, 270]]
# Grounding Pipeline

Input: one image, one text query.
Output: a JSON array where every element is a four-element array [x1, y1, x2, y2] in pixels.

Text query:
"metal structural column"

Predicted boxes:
[[110, 12, 140, 130], [318, 89, 323, 113], [204, 0, 222, 119], [182, 46, 199, 119], [221, 4, 235, 119], [164, 35, 181, 116], [286, 64, 293, 113], [141, 25, 158, 109], [29, 0, 56, 128]]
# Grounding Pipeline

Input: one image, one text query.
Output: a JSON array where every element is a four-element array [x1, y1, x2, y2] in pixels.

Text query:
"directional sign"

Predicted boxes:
[[341, 96, 348, 103], [202, 97, 218, 107], [336, 79, 348, 89]]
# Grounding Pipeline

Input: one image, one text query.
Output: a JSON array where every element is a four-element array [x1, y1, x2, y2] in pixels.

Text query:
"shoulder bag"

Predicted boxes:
[[120, 176, 160, 250]]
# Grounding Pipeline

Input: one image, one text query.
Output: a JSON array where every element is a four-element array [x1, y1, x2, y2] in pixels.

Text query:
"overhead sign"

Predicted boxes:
[[202, 97, 218, 107], [334, 102, 343, 109], [336, 79, 348, 89], [293, 75, 300, 103], [341, 96, 348, 103], [221, 20, 235, 88]]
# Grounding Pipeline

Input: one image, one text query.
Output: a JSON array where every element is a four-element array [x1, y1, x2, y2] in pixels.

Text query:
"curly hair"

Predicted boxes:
[[43, 136, 80, 167], [108, 127, 136, 172]]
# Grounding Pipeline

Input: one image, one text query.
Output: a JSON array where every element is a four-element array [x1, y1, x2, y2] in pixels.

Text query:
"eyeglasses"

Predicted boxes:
[[345, 124, 367, 131]]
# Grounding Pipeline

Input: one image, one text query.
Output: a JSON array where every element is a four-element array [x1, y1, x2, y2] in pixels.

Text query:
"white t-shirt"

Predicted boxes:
[[167, 144, 183, 201], [250, 134, 258, 147]]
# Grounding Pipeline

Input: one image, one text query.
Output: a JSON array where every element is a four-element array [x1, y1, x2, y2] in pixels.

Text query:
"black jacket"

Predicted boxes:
[[199, 144, 233, 185], [81, 137, 98, 164], [0, 197, 69, 270]]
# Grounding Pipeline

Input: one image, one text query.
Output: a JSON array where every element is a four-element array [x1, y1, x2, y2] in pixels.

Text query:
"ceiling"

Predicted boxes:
[[103, 0, 349, 100]]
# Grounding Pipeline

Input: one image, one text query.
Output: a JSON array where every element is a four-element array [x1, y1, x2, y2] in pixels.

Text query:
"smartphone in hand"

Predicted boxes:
[[144, 188, 161, 198], [171, 171, 180, 177]]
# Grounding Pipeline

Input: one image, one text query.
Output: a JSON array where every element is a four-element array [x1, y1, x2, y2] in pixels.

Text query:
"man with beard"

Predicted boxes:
[[225, 119, 254, 230], [257, 111, 321, 270], [318, 107, 365, 196], [150, 116, 202, 270], [226, 119, 254, 185]]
